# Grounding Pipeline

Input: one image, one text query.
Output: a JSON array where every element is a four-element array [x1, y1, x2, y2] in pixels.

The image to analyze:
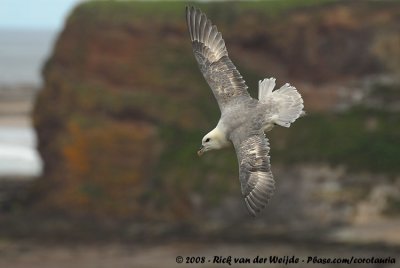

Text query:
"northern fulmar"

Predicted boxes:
[[186, 6, 305, 216]]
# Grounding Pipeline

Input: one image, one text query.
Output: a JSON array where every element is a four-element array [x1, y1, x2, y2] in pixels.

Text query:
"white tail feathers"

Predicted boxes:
[[259, 78, 304, 128], [258, 78, 276, 100]]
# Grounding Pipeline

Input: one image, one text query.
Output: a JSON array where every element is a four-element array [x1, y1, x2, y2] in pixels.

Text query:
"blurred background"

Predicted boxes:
[[0, 0, 399, 267]]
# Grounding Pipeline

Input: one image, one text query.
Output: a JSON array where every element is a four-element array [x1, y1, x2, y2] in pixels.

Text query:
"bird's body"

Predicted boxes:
[[186, 7, 304, 216]]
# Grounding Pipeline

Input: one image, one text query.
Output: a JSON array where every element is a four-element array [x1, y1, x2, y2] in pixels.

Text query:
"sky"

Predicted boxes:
[[0, 0, 83, 85], [0, 0, 82, 30]]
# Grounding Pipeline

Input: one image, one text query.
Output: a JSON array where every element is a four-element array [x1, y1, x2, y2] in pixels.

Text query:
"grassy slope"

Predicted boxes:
[[72, 0, 337, 21], [269, 104, 400, 174]]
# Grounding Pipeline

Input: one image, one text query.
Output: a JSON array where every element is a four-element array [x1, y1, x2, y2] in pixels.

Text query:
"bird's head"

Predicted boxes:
[[197, 127, 228, 156]]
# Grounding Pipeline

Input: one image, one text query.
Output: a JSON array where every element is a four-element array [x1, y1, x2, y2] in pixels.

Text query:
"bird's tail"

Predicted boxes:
[[258, 78, 304, 128]]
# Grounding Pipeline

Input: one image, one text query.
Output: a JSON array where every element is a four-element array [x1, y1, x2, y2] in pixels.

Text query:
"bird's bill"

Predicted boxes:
[[197, 145, 205, 156]]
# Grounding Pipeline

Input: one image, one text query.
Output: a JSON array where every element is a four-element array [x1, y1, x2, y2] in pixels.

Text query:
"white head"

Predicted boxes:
[[197, 127, 229, 156]]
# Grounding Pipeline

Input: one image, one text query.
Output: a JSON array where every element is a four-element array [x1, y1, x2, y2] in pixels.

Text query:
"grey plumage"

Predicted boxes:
[[186, 6, 304, 216], [186, 6, 249, 111], [230, 128, 275, 216]]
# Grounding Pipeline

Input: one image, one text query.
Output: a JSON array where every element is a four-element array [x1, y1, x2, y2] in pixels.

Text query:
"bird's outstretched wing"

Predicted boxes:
[[186, 6, 250, 112], [231, 132, 275, 216]]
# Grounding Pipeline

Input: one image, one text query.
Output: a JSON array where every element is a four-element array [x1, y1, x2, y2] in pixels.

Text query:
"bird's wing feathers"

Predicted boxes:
[[231, 133, 275, 216], [186, 6, 250, 111]]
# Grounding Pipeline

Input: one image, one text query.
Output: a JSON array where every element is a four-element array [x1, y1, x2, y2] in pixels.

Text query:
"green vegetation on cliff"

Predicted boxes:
[[270, 104, 400, 174]]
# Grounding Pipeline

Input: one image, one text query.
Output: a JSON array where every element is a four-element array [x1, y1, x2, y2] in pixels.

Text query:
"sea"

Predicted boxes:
[[0, 28, 57, 178]]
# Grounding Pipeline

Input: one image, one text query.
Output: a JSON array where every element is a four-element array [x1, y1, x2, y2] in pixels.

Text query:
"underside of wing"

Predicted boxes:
[[232, 133, 275, 216], [186, 6, 250, 111]]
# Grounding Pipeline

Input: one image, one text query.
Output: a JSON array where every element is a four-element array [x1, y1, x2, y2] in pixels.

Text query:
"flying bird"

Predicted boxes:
[[186, 6, 304, 216]]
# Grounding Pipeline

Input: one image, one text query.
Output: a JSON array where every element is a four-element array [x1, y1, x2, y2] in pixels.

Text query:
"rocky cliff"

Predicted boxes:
[[33, 1, 400, 231]]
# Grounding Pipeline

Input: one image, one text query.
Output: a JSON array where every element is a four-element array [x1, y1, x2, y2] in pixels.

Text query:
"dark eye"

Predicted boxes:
[[205, 138, 210, 142]]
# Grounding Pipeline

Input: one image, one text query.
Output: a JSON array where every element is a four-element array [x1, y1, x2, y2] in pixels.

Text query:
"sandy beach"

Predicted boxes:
[[0, 85, 42, 178], [0, 239, 398, 268]]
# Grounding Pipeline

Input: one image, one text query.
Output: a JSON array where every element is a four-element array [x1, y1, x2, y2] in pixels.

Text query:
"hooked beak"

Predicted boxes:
[[197, 145, 205, 156]]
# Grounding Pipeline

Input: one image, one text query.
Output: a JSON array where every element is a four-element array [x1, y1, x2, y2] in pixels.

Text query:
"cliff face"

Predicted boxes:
[[34, 1, 400, 225]]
